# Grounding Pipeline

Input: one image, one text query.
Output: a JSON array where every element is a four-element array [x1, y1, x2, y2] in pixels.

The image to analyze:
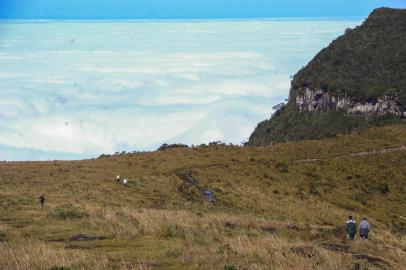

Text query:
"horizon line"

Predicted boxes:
[[0, 16, 365, 22]]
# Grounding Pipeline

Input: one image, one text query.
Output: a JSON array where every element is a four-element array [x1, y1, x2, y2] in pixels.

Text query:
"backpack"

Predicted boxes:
[[346, 220, 356, 233]]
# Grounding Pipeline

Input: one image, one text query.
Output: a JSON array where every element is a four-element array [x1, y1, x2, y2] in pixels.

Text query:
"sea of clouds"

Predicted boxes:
[[0, 19, 360, 160]]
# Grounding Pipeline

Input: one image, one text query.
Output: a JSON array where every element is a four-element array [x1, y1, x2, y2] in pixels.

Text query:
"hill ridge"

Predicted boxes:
[[248, 7, 406, 146]]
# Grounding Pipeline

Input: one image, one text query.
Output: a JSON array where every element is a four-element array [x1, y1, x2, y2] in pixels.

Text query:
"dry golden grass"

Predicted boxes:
[[0, 124, 405, 269]]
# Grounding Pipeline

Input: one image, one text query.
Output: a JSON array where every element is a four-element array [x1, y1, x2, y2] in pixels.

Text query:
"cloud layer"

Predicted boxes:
[[0, 19, 360, 160]]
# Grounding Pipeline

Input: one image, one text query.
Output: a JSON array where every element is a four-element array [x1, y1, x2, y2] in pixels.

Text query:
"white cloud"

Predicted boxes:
[[0, 19, 361, 160], [0, 109, 209, 155]]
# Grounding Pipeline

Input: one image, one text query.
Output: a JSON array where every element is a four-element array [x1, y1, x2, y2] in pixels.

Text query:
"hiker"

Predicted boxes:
[[123, 179, 128, 187], [203, 189, 215, 203], [116, 175, 121, 183], [39, 193, 45, 207], [359, 217, 371, 240], [346, 215, 357, 240]]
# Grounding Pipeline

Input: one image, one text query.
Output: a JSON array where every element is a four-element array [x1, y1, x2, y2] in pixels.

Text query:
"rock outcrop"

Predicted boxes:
[[294, 87, 404, 116]]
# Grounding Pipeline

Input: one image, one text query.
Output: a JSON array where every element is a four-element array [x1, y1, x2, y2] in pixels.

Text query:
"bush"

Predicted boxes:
[[48, 267, 71, 270], [276, 163, 288, 173], [0, 230, 7, 242], [223, 265, 236, 270], [376, 183, 390, 194], [157, 143, 188, 151], [161, 224, 185, 238]]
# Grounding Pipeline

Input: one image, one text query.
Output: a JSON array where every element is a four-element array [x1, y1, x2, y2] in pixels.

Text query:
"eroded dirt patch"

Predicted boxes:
[[69, 234, 107, 241]]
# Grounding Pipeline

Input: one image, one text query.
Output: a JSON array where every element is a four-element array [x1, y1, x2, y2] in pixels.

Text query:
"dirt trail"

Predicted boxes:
[[175, 171, 216, 203], [175, 171, 204, 202], [292, 145, 406, 164], [176, 171, 200, 186]]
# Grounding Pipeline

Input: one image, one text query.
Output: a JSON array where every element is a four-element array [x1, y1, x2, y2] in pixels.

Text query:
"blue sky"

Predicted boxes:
[[0, 0, 405, 19]]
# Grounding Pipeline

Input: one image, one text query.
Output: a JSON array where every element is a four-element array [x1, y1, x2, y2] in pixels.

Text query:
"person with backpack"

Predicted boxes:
[[117, 175, 121, 183], [346, 215, 357, 240], [39, 193, 45, 207], [359, 217, 371, 240]]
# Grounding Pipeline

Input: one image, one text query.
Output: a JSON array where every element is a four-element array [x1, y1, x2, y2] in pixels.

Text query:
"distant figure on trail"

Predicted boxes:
[[116, 175, 121, 183], [202, 189, 215, 203], [359, 217, 371, 240], [39, 193, 45, 207], [123, 179, 128, 187], [346, 216, 357, 240]]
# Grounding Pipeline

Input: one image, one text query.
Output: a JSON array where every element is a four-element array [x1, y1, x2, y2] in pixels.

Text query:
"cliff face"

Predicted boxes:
[[247, 8, 406, 146], [294, 88, 404, 116]]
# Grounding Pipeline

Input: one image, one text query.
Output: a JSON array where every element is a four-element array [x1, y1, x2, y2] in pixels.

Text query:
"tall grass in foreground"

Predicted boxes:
[[0, 240, 154, 270], [2, 205, 405, 269], [1, 124, 406, 269]]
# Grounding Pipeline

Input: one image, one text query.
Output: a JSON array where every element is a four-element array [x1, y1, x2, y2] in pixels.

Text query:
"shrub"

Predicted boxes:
[[276, 163, 288, 173], [161, 224, 185, 238], [376, 183, 390, 194], [157, 143, 188, 151], [353, 262, 361, 270], [48, 267, 71, 270], [0, 230, 7, 242], [223, 265, 236, 270]]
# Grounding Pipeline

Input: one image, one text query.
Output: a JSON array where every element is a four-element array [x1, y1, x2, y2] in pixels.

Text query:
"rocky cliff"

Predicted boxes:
[[294, 88, 404, 116], [248, 8, 406, 146]]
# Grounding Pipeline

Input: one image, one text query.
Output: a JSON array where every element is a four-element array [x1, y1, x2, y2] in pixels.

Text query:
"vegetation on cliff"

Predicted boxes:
[[248, 8, 406, 146], [248, 102, 401, 146], [292, 8, 406, 106]]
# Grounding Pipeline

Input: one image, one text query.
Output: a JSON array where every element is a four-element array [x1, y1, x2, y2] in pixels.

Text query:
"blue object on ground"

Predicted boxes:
[[202, 189, 215, 202]]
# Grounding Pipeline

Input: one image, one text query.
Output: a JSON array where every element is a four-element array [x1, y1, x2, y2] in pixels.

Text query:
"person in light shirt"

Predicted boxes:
[[359, 217, 371, 240]]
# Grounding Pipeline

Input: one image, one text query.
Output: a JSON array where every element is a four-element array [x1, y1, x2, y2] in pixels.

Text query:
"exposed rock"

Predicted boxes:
[[69, 234, 107, 241], [294, 87, 403, 116]]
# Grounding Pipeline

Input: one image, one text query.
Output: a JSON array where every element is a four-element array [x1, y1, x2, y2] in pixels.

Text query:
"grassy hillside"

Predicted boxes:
[[1, 124, 406, 269]]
